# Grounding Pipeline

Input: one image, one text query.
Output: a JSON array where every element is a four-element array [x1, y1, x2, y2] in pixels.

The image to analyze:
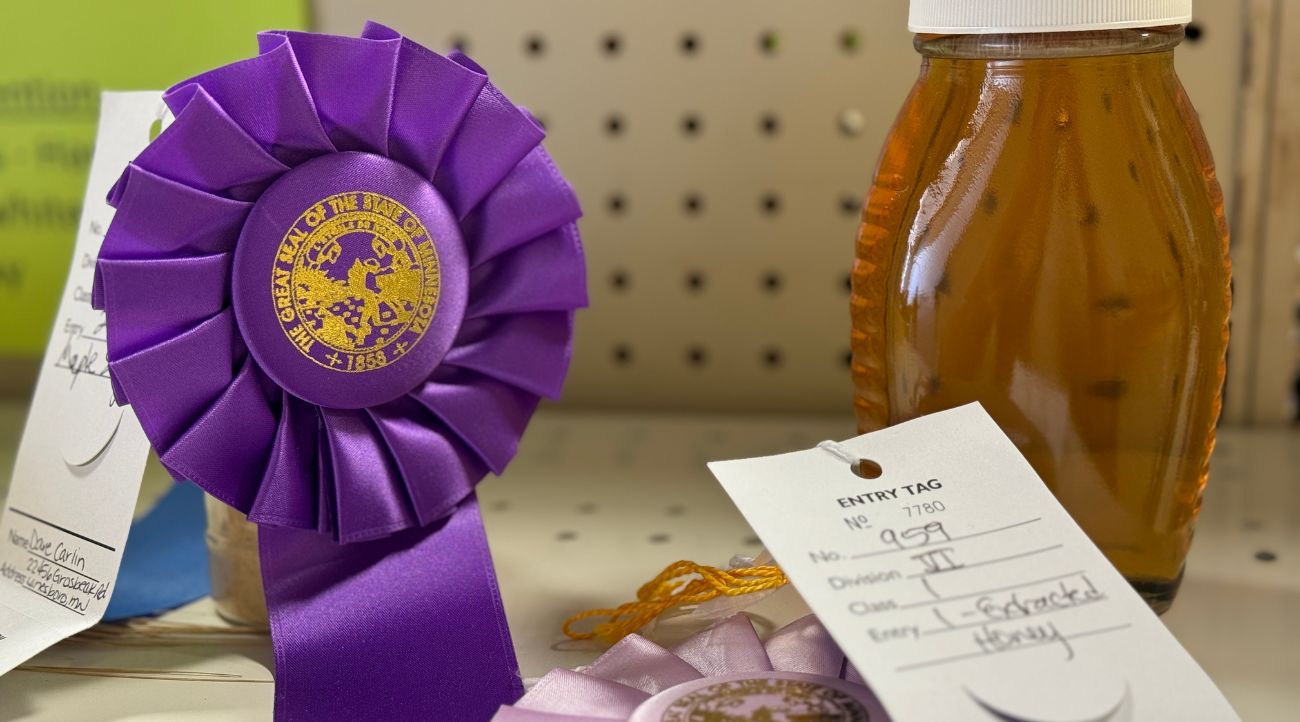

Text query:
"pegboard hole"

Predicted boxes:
[[842, 349, 854, 369], [760, 193, 782, 215], [761, 347, 784, 369], [603, 32, 623, 56], [761, 271, 783, 294], [449, 35, 470, 53], [607, 192, 627, 215], [759, 30, 780, 55], [681, 113, 703, 136], [685, 270, 707, 292], [680, 32, 701, 55], [609, 269, 631, 291], [683, 192, 705, 215], [838, 108, 866, 137], [1184, 22, 1204, 43], [686, 346, 708, 368], [841, 272, 852, 294], [853, 459, 884, 480], [605, 113, 625, 137], [612, 344, 633, 366], [840, 28, 863, 54], [839, 195, 862, 216], [759, 112, 781, 136], [525, 34, 546, 57]]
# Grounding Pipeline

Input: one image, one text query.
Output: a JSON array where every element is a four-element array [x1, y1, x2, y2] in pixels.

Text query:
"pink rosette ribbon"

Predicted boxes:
[[92, 22, 585, 721], [495, 614, 892, 721]]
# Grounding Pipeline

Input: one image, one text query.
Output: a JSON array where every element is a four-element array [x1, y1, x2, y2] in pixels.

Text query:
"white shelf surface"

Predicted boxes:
[[0, 405, 1296, 721]]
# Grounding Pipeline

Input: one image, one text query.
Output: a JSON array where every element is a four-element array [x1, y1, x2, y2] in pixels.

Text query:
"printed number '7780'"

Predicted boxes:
[[903, 501, 946, 517]]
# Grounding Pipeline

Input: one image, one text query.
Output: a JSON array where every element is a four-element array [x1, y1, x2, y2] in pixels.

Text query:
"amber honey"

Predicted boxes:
[[850, 28, 1230, 611]]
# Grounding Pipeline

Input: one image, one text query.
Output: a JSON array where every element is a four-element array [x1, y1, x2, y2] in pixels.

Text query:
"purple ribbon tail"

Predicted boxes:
[[259, 493, 523, 721]]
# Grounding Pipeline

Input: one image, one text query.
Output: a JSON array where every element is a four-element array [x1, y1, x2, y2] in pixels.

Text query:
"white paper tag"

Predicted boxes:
[[709, 403, 1239, 722], [0, 92, 162, 674]]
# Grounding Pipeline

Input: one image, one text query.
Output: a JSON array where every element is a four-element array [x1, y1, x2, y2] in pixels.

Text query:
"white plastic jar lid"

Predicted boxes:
[[908, 0, 1193, 34]]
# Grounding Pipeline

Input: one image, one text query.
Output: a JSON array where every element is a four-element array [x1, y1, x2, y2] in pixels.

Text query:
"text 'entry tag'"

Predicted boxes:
[[709, 403, 1238, 722]]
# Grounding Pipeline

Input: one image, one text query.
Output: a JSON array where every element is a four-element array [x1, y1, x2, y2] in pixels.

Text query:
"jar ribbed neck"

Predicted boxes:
[[915, 26, 1183, 59]]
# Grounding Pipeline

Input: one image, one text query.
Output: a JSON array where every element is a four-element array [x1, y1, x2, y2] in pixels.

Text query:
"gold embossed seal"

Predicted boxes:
[[272, 191, 441, 373], [657, 677, 872, 722]]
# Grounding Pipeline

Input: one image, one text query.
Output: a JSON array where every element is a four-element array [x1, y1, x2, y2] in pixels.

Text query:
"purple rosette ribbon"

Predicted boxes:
[[92, 23, 585, 721]]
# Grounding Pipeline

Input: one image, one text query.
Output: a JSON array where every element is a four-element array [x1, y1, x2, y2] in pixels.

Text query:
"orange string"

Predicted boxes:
[[562, 560, 788, 644]]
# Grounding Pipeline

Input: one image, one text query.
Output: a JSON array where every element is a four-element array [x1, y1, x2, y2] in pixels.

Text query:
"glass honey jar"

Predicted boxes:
[[850, 1, 1229, 611]]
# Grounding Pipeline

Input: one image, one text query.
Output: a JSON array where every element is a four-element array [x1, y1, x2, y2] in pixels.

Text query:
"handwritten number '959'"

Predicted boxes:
[[880, 521, 951, 551]]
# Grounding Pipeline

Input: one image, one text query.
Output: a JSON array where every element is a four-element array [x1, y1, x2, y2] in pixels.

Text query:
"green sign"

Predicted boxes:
[[0, 1, 308, 357]]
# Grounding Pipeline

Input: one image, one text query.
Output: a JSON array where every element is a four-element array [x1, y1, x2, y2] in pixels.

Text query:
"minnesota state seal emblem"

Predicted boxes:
[[657, 677, 873, 722], [273, 191, 441, 373]]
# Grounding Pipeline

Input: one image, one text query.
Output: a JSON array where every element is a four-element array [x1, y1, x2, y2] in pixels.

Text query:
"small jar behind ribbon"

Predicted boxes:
[[203, 496, 268, 626]]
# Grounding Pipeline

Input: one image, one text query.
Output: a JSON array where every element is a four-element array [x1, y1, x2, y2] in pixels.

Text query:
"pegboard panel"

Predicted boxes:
[[315, 1, 1244, 413], [1223, 0, 1300, 424]]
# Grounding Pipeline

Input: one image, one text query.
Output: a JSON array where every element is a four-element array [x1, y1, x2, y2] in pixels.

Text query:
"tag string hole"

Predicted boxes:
[[852, 459, 884, 480], [815, 440, 883, 480]]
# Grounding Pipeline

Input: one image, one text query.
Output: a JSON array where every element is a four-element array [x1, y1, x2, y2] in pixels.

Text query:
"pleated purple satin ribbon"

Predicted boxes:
[[262, 498, 520, 720], [493, 614, 892, 721], [93, 22, 585, 721]]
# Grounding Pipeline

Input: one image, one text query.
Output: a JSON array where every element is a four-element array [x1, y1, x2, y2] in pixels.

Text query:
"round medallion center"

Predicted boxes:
[[233, 152, 467, 410], [629, 672, 890, 722], [273, 191, 441, 373]]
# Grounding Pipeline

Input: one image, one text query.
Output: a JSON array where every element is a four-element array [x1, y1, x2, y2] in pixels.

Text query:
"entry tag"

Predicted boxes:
[[709, 403, 1239, 722], [0, 92, 162, 674]]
